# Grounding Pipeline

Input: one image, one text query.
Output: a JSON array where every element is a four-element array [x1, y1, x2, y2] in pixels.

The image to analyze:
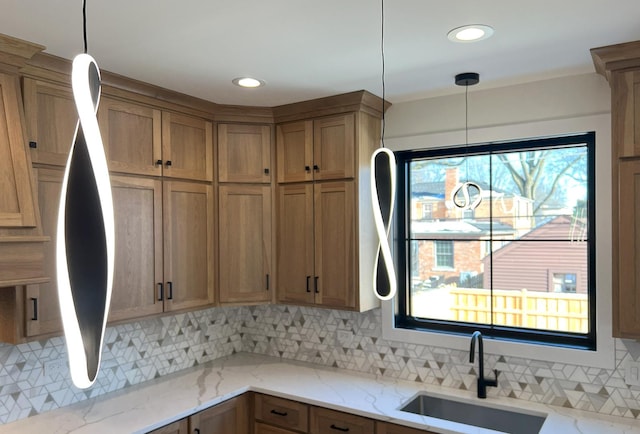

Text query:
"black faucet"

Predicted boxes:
[[469, 331, 499, 398]]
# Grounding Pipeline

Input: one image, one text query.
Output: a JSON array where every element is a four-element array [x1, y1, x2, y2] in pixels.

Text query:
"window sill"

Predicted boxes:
[[381, 298, 615, 369]]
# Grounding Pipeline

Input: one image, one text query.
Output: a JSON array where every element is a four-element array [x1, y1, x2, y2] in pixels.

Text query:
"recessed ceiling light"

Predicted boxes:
[[232, 77, 265, 88], [447, 25, 494, 43]]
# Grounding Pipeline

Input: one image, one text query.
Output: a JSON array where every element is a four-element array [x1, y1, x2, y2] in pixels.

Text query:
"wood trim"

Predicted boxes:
[[0, 34, 44, 71], [273, 90, 389, 123], [23, 53, 274, 123], [591, 40, 640, 81]]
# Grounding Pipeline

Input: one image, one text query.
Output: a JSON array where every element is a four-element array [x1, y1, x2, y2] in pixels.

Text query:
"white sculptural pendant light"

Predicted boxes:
[[451, 72, 483, 211], [56, 53, 114, 389], [371, 147, 397, 301], [371, 0, 397, 301]]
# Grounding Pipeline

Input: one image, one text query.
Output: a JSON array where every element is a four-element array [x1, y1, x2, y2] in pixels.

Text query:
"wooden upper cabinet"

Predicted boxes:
[[277, 120, 313, 183], [277, 183, 315, 305], [314, 181, 355, 309], [312, 113, 355, 181], [162, 112, 213, 182], [98, 97, 162, 176], [610, 70, 640, 159], [592, 40, 640, 337], [276, 114, 355, 183], [276, 181, 355, 309], [616, 159, 640, 337], [219, 185, 272, 304], [0, 72, 37, 227], [22, 78, 76, 167], [109, 175, 164, 322], [218, 123, 272, 183], [163, 180, 215, 311]]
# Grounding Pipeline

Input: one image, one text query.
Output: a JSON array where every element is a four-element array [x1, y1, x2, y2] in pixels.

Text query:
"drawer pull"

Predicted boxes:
[[270, 409, 289, 417], [330, 424, 350, 432], [31, 297, 38, 321]]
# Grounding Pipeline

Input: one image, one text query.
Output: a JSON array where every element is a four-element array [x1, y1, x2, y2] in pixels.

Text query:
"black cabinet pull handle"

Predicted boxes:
[[31, 297, 38, 321], [305, 165, 311, 172], [29, 141, 37, 149], [330, 424, 349, 432], [313, 164, 319, 171], [167, 281, 173, 300], [306, 276, 311, 293], [266, 274, 270, 291], [157, 282, 163, 301], [270, 409, 288, 417], [156, 159, 163, 165], [314, 276, 319, 293], [165, 160, 172, 167]]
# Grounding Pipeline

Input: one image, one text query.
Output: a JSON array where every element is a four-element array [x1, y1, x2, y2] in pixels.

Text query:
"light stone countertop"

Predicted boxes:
[[0, 353, 639, 434]]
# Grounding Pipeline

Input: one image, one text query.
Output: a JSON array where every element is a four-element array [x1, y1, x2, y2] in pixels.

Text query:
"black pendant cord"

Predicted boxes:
[[380, 0, 386, 148], [464, 83, 469, 182], [82, 0, 88, 54]]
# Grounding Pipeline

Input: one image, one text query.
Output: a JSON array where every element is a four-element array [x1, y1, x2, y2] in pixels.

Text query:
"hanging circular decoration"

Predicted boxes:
[[371, 147, 397, 300], [451, 181, 483, 210], [453, 72, 483, 211], [57, 53, 114, 389]]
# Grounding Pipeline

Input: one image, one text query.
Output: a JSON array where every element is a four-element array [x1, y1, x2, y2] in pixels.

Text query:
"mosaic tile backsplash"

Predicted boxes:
[[1, 304, 639, 425]]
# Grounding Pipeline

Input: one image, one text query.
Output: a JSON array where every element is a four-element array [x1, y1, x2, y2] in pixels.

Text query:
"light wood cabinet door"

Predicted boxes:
[[98, 97, 162, 176], [0, 72, 37, 227], [277, 183, 314, 305], [314, 181, 356, 309], [218, 124, 272, 183], [163, 181, 214, 311], [377, 421, 436, 434], [616, 159, 640, 337], [24, 167, 63, 337], [219, 185, 272, 304], [277, 120, 313, 183], [191, 395, 249, 434], [22, 78, 76, 167], [309, 406, 374, 434], [162, 112, 213, 182], [148, 418, 189, 434], [312, 114, 355, 181], [109, 176, 164, 322]]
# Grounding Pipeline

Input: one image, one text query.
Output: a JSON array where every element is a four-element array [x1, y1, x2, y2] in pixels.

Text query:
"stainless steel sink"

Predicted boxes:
[[400, 393, 546, 434]]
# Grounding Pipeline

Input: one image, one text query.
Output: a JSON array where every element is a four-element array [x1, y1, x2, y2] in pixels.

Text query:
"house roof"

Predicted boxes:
[[411, 219, 515, 238]]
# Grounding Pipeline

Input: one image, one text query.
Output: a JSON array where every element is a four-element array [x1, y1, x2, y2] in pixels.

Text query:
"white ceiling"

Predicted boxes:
[[1, 0, 640, 107]]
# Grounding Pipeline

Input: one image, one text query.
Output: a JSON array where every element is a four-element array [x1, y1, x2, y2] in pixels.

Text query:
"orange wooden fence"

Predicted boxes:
[[449, 288, 588, 333]]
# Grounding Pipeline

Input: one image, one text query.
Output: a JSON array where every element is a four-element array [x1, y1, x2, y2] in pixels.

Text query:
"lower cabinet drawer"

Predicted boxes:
[[255, 393, 309, 432], [310, 406, 374, 434], [255, 421, 303, 434]]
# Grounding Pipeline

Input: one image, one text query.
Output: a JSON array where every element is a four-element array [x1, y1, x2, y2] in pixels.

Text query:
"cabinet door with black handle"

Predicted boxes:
[[309, 406, 374, 434], [254, 393, 309, 432]]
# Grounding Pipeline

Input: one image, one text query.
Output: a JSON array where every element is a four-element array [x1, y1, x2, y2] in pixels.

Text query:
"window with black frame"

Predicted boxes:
[[395, 132, 596, 349]]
